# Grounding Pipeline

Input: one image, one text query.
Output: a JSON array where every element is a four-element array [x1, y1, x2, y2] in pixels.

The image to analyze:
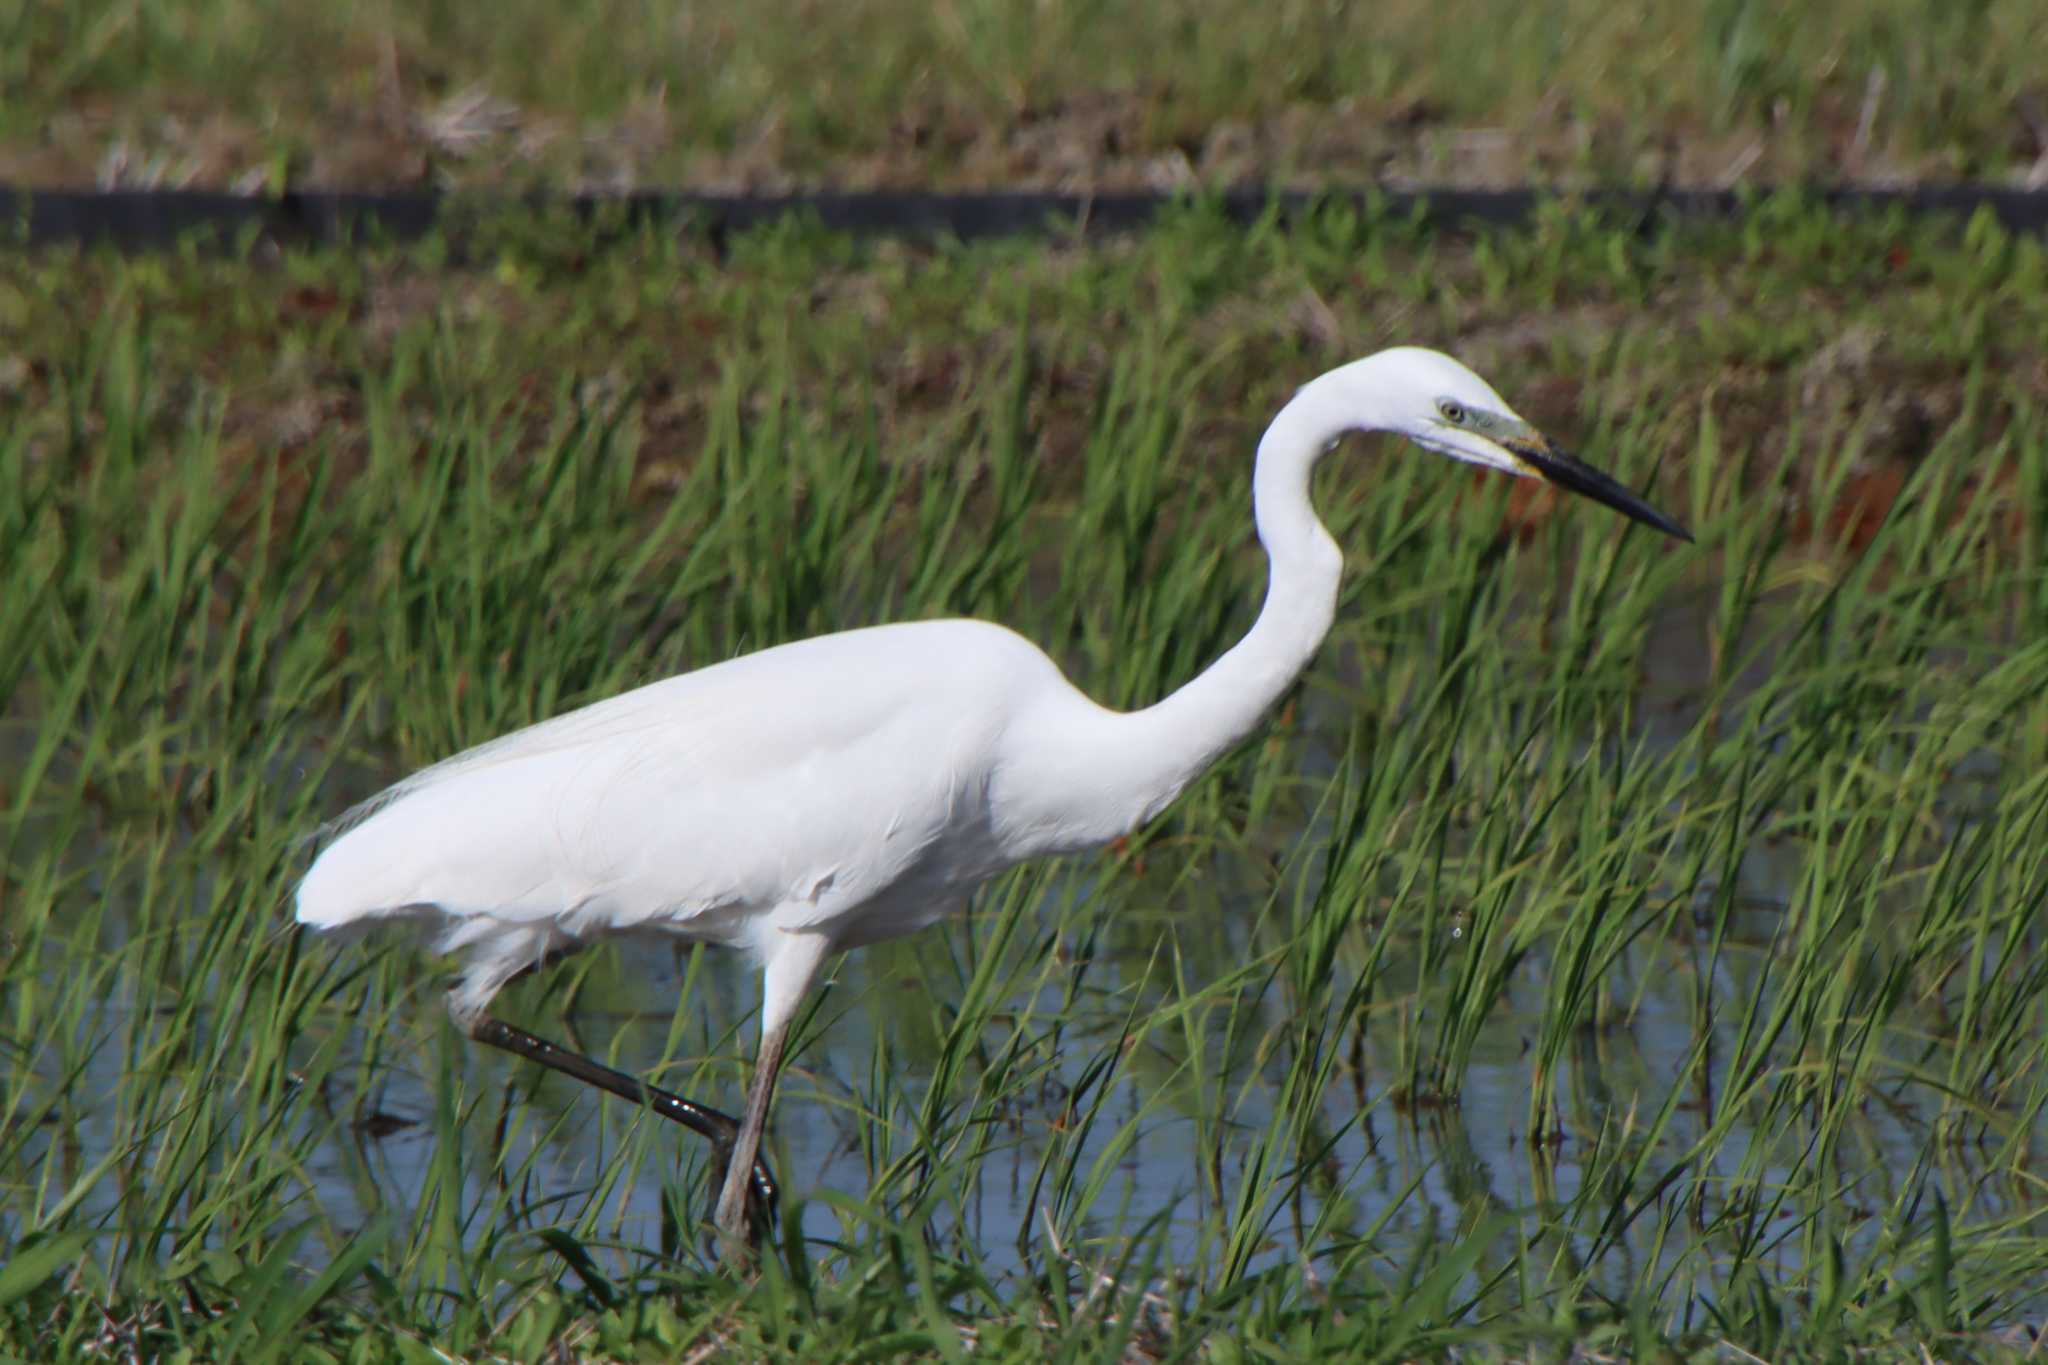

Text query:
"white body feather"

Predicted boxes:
[[296, 618, 1166, 1022]]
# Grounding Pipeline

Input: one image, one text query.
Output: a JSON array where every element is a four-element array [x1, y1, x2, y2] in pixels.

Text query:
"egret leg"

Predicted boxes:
[[712, 929, 832, 1269], [712, 1017, 791, 1266], [464, 1014, 779, 1218]]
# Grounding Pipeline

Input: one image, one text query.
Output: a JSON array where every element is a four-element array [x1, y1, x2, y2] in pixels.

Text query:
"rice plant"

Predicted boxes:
[[2, 198, 2044, 1359]]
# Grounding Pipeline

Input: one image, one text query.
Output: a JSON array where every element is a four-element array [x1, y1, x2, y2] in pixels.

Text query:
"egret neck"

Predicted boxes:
[[1046, 364, 1368, 839]]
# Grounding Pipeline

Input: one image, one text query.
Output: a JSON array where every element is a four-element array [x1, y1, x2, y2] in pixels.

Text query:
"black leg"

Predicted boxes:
[[465, 1014, 779, 1220]]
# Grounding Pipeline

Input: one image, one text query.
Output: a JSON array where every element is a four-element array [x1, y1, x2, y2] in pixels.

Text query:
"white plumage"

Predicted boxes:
[[300, 622, 1062, 1007], [296, 346, 1689, 1261]]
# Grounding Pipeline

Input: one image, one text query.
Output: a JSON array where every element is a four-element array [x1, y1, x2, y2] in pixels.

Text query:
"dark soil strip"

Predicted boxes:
[[6, 184, 2045, 254]]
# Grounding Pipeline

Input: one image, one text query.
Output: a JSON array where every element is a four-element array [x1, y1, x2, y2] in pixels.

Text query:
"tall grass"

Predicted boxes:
[[2, 199, 2045, 1359]]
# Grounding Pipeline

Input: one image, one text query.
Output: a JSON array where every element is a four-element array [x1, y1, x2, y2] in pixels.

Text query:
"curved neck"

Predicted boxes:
[[1094, 367, 1385, 824]]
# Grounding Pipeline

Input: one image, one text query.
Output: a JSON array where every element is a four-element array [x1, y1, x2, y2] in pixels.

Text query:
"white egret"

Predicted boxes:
[[295, 346, 1690, 1263]]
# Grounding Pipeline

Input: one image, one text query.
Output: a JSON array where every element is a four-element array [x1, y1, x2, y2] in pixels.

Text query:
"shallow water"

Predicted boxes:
[[253, 896, 2035, 1298]]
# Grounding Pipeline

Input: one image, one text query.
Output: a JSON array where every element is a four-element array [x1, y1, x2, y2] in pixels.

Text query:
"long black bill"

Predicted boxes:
[[1508, 437, 1693, 543]]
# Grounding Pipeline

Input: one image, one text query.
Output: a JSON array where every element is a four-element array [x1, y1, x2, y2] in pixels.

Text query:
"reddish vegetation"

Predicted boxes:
[[1500, 474, 1564, 543], [1823, 466, 1907, 551]]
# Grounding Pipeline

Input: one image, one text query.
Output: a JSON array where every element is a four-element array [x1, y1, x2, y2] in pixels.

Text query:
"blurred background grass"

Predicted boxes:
[[7, 0, 2048, 193]]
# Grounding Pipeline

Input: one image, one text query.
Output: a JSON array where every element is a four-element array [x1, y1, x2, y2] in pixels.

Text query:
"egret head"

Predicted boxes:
[[1363, 347, 1692, 542]]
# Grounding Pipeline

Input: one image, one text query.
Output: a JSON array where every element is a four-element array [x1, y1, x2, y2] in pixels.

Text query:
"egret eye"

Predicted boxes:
[[1437, 399, 1467, 425]]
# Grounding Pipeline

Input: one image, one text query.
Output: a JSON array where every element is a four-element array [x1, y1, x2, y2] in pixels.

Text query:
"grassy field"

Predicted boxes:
[[9, 0, 2048, 193], [2, 199, 2047, 1360]]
